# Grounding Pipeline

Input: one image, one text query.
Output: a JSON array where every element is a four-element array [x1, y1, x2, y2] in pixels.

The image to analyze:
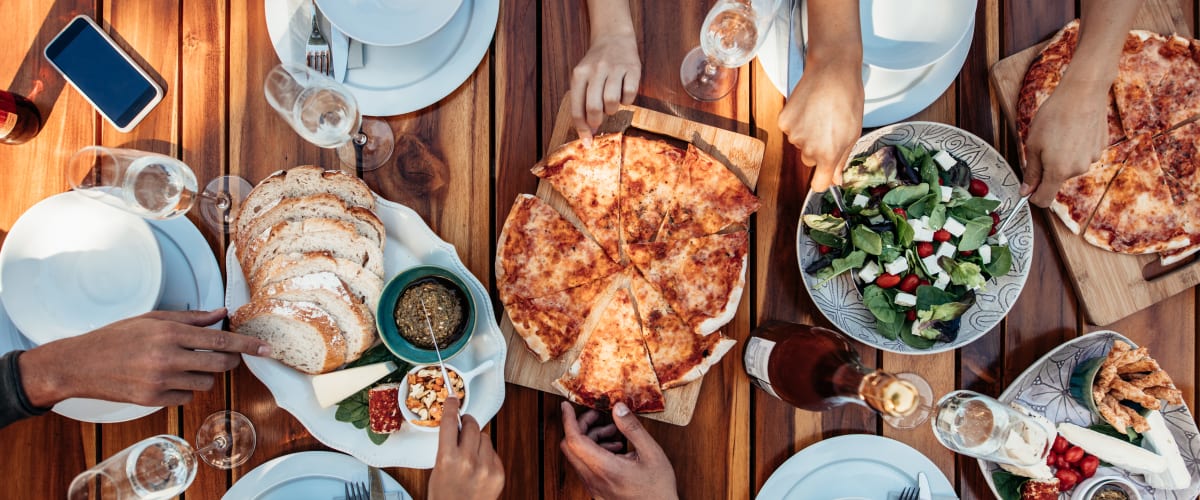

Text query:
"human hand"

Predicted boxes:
[[429, 397, 505, 500], [1021, 79, 1111, 207], [559, 401, 678, 500], [778, 60, 865, 192], [17, 309, 268, 408], [570, 33, 640, 144]]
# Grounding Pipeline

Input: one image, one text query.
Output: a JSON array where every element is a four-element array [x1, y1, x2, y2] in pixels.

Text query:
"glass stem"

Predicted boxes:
[[194, 434, 229, 456], [353, 132, 369, 146]]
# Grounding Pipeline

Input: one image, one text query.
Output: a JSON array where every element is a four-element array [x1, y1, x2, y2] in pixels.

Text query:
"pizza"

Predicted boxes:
[[659, 145, 761, 240], [495, 194, 622, 304], [620, 136, 685, 245], [506, 272, 620, 362], [628, 231, 749, 335], [1153, 121, 1200, 264], [631, 274, 736, 390], [1082, 136, 1192, 254], [1112, 31, 1182, 137], [532, 134, 624, 261], [1049, 136, 1139, 234], [1147, 36, 1200, 131], [552, 288, 666, 413]]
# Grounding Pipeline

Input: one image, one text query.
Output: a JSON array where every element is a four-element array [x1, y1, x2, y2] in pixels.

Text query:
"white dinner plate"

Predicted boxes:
[[265, 0, 498, 117], [0, 192, 163, 345], [223, 450, 412, 500], [226, 194, 507, 469], [315, 0, 463, 47], [980, 332, 1200, 500], [758, 4, 974, 128], [758, 434, 955, 499], [0, 211, 224, 423], [858, 0, 976, 71]]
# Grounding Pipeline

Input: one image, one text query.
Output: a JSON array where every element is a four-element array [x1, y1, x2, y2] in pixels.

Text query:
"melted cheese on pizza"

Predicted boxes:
[[533, 134, 624, 261]]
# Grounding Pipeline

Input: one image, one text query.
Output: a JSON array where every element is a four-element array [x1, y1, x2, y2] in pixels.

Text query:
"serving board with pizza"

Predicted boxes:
[[496, 95, 764, 425], [990, 2, 1200, 326]]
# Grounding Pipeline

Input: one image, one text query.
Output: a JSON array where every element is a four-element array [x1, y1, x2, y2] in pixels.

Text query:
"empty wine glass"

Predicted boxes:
[[263, 64, 394, 171], [67, 411, 255, 499], [681, 0, 784, 101], [65, 146, 251, 233]]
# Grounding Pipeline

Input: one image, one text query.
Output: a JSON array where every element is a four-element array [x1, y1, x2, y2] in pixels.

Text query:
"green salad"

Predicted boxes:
[[802, 143, 1013, 349]]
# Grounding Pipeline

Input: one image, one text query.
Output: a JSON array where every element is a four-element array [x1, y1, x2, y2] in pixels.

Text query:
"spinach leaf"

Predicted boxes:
[[984, 245, 1013, 278], [851, 225, 883, 255], [943, 162, 973, 189], [907, 192, 939, 219], [900, 328, 938, 349], [1088, 421, 1143, 445], [882, 183, 929, 207], [915, 285, 958, 309], [946, 187, 974, 206], [941, 257, 987, 290], [927, 203, 947, 231], [895, 143, 925, 167], [877, 315, 905, 340], [803, 214, 848, 248], [367, 430, 390, 445], [991, 470, 1029, 500], [956, 216, 995, 251], [949, 197, 1001, 220], [863, 285, 898, 324], [919, 153, 940, 188], [814, 250, 867, 288], [881, 203, 914, 247]]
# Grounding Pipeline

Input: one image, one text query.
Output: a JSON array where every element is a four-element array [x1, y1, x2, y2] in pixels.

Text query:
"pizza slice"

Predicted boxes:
[[505, 270, 621, 362], [1113, 31, 1177, 137], [1153, 121, 1200, 265], [628, 231, 749, 335], [496, 194, 623, 304], [630, 273, 736, 390], [532, 134, 624, 261], [553, 288, 665, 413], [659, 145, 760, 241], [1084, 134, 1192, 254], [620, 136, 685, 245], [1049, 137, 1140, 234], [1149, 36, 1200, 132]]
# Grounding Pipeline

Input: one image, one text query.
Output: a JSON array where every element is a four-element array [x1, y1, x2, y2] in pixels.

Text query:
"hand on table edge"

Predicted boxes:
[[559, 400, 679, 500], [429, 396, 505, 500], [17, 308, 269, 409], [570, 0, 641, 146]]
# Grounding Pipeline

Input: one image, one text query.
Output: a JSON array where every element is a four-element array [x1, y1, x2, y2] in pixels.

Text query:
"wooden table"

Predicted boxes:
[[1, 1, 1197, 498]]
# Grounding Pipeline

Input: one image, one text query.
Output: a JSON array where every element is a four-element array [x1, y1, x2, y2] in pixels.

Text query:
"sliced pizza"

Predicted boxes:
[[1113, 31, 1177, 137], [506, 271, 621, 362], [628, 231, 749, 335], [1049, 136, 1140, 234], [532, 134, 624, 261], [553, 288, 665, 413], [620, 136, 685, 245], [1149, 36, 1200, 131], [1084, 134, 1192, 254], [659, 145, 760, 241], [495, 194, 623, 304], [630, 273, 736, 390], [1153, 121, 1200, 265]]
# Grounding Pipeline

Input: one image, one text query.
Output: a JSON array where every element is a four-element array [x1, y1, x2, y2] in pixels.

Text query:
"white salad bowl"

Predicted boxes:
[[796, 121, 1034, 355]]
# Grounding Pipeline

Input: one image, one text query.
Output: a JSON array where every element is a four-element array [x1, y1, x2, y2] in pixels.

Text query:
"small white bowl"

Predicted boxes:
[[399, 359, 494, 431], [857, 0, 977, 71], [1070, 476, 1142, 500], [315, 0, 464, 47]]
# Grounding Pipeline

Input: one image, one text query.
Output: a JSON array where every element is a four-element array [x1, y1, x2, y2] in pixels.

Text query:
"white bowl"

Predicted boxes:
[[1070, 476, 1143, 500], [315, 0, 464, 47], [399, 359, 494, 431], [0, 192, 163, 345], [858, 0, 977, 71]]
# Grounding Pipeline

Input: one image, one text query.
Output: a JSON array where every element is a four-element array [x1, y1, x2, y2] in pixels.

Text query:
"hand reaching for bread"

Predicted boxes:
[[17, 309, 269, 409]]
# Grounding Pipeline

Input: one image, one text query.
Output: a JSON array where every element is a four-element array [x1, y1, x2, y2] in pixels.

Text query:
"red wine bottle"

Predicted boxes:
[[0, 90, 43, 145]]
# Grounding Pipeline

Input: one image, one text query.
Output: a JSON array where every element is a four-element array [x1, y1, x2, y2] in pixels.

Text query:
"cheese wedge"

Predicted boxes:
[[1142, 411, 1191, 490], [1058, 423, 1167, 476], [311, 361, 397, 408]]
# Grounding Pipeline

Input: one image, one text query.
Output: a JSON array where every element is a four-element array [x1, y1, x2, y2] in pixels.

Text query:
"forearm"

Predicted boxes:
[[1065, 0, 1143, 90], [803, 0, 862, 72], [0, 351, 51, 429], [587, 0, 636, 42]]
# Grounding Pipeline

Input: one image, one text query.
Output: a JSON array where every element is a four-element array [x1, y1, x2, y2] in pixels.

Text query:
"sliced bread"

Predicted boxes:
[[235, 166, 375, 237], [235, 193, 385, 265], [250, 251, 384, 307], [255, 272, 377, 362], [231, 298, 346, 374], [240, 218, 385, 278]]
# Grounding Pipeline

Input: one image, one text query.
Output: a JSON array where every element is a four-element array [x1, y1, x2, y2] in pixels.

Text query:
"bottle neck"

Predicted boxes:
[[858, 371, 921, 418]]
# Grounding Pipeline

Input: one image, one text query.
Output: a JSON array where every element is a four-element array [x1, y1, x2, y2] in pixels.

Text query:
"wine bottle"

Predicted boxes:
[[0, 90, 43, 145], [744, 320, 932, 428]]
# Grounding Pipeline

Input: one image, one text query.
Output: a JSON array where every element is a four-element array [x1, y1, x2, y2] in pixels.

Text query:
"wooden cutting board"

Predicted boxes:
[[989, 1, 1195, 326], [499, 94, 764, 426]]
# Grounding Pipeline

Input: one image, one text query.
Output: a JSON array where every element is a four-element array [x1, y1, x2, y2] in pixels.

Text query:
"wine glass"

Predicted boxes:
[[67, 411, 255, 499], [263, 64, 394, 172], [931, 391, 1055, 466], [681, 0, 784, 101], [65, 146, 251, 233]]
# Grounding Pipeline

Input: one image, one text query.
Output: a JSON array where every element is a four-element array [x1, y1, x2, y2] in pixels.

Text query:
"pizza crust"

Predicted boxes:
[[696, 252, 748, 336]]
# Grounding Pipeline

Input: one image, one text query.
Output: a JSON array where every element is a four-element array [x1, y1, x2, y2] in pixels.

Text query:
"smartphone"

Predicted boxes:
[[44, 15, 163, 133]]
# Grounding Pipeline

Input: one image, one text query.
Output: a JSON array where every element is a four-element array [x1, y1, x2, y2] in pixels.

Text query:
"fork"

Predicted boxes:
[[897, 485, 920, 500], [344, 480, 369, 500], [305, 0, 332, 76]]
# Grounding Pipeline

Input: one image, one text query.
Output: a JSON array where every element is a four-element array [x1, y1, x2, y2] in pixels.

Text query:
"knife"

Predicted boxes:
[[917, 472, 932, 500], [329, 22, 350, 83], [369, 466, 385, 500], [786, 0, 805, 94]]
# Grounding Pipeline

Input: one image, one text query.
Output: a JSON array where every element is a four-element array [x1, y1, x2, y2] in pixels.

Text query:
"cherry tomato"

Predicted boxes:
[[1064, 446, 1084, 464], [876, 273, 901, 289], [1055, 455, 1069, 470], [919, 279, 931, 287], [937, 178, 944, 185], [969, 178, 990, 197], [959, 249, 974, 256], [989, 212, 1001, 236], [832, 207, 843, 218], [916, 242, 934, 258], [905, 310, 917, 321], [1079, 455, 1099, 479], [1053, 435, 1069, 454], [892, 207, 906, 218], [934, 229, 952, 242], [1046, 452, 1057, 466], [818, 245, 832, 254], [899, 274, 920, 293], [1055, 469, 1080, 491]]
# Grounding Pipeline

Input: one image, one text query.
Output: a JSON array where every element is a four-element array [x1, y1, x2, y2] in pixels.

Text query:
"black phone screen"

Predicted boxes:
[[45, 18, 159, 128]]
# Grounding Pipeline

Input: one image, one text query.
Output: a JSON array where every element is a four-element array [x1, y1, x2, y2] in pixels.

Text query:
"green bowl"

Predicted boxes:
[[376, 265, 476, 365]]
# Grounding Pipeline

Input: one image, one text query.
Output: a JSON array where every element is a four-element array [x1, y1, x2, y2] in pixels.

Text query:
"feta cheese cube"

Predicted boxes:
[[921, 255, 944, 275], [940, 185, 954, 202], [980, 245, 992, 264], [933, 150, 956, 170], [869, 215, 885, 225], [858, 261, 881, 283], [920, 215, 930, 225], [995, 233, 1008, 246], [852, 193, 870, 207], [908, 218, 927, 232], [884, 257, 909, 275], [913, 227, 935, 242], [984, 192, 1001, 202], [934, 273, 951, 290], [894, 292, 918, 308], [943, 217, 967, 237], [936, 242, 956, 259]]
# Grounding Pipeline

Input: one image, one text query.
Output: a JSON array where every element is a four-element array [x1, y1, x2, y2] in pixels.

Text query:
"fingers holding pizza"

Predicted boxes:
[[570, 0, 641, 145], [1021, 79, 1112, 207], [560, 401, 679, 500]]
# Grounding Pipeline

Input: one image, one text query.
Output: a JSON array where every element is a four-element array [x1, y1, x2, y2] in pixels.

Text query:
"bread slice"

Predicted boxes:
[[240, 219, 385, 278], [231, 298, 346, 374], [255, 272, 377, 362], [235, 166, 375, 237], [236, 193, 385, 264], [250, 252, 384, 307]]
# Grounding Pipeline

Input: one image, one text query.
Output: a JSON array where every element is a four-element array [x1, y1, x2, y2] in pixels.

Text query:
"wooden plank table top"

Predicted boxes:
[[0, 1, 1196, 499]]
